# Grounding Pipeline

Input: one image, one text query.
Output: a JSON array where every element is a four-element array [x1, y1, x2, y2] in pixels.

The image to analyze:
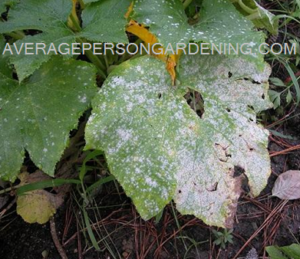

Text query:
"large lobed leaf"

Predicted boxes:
[[0, 0, 130, 81], [0, 0, 76, 81], [85, 55, 272, 227], [131, 0, 266, 68], [0, 56, 97, 181]]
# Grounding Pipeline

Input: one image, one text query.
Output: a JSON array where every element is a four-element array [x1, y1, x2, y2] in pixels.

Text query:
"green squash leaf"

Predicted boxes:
[[131, 0, 191, 48], [0, 0, 6, 14], [8, 33, 76, 82], [0, 0, 17, 14], [0, 0, 131, 80], [85, 55, 272, 227], [193, 0, 266, 68], [82, 0, 101, 5], [79, 0, 131, 43], [0, 0, 73, 33], [0, 56, 97, 181], [132, 0, 265, 67], [0, 0, 76, 81], [0, 35, 12, 78]]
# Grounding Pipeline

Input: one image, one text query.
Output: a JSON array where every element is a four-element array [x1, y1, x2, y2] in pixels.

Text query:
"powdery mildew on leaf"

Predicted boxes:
[[176, 54, 272, 226], [85, 55, 272, 227], [131, 0, 265, 67], [132, 0, 190, 48], [0, 56, 97, 181]]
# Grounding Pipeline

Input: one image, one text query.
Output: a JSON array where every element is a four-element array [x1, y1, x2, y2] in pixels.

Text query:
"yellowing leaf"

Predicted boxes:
[[127, 20, 157, 45], [126, 20, 180, 85], [125, 1, 134, 19], [17, 190, 59, 224], [16, 171, 64, 224]]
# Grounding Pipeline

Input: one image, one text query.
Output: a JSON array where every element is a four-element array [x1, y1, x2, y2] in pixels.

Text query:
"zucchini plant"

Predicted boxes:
[[0, 0, 277, 227]]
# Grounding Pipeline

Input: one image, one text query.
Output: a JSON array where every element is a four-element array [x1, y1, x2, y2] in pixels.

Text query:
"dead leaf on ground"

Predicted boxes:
[[272, 170, 300, 200]]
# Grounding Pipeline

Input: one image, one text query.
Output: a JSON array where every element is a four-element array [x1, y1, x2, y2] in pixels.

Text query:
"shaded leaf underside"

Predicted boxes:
[[85, 55, 272, 227]]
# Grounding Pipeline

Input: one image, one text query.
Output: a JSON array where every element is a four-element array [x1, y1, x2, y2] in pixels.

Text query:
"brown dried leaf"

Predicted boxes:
[[272, 170, 300, 200]]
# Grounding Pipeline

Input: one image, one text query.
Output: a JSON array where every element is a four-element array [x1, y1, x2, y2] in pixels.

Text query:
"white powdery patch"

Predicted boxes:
[[116, 128, 133, 142], [78, 95, 87, 103], [145, 176, 158, 188]]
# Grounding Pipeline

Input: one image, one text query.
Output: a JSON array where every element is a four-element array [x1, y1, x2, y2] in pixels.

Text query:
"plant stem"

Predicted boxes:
[[78, 0, 85, 9], [0, 185, 20, 195], [246, 12, 261, 20], [68, 8, 107, 78], [85, 49, 107, 78], [237, 0, 256, 14], [70, 11, 82, 32], [76, 39, 107, 78]]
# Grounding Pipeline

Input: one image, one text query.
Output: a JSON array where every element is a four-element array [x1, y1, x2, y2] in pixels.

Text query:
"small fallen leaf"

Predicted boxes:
[[272, 170, 300, 200], [16, 171, 64, 224], [17, 189, 63, 224]]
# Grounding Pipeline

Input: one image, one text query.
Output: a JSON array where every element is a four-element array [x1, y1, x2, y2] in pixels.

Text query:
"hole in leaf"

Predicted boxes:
[[184, 89, 205, 118], [243, 78, 260, 85], [233, 166, 245, 178], [233, 166, 250, 192]]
